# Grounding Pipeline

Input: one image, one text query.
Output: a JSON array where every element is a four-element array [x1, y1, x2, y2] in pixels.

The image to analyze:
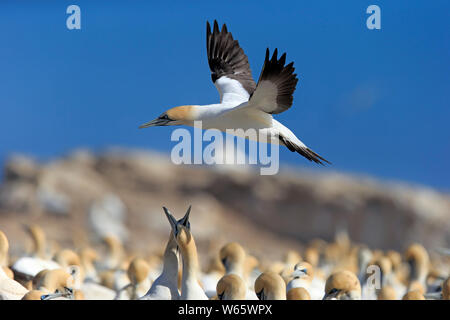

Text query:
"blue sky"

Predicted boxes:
[[0, 1, 449, 190]]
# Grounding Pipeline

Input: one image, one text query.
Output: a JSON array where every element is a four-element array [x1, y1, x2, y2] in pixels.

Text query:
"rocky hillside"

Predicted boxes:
[[0, 149, 449, 262]]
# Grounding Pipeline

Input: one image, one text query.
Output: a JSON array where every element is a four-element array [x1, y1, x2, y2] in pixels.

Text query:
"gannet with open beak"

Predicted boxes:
[[139, 20, 330, 165], [141, 207, 191, 300], [164, 206, 208, 300]]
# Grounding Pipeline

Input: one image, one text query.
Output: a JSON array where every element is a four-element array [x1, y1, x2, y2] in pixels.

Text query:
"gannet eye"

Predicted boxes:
[[160, 114, 170, 120]]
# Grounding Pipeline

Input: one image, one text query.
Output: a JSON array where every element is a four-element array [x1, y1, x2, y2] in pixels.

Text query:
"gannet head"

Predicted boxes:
[[163, 205, 192, 248], [377, 285, 397, 300], [254, 272, 286, 300], [139, 106, 197, 128], [402, 290, 425, 300], [291, 261, 314, 280], [323, 270, 361, 300], [216, 274, 247, 300], [408, 280, 425, 295], [54, 249, 81, 267], [220, 242, 246, 274], [127, 257, 150, 285], [35, 268, 75, 300], [287, 287, 311, 300]]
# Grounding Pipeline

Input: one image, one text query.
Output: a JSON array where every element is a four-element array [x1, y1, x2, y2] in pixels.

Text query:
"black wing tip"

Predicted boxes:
[[279, 136, 331, 165], [305, 147, 331, 165]]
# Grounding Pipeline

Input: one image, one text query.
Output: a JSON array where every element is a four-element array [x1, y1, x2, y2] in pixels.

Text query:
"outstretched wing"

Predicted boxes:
[[206, 20, 256, 104], [247, 48, 298, 114]]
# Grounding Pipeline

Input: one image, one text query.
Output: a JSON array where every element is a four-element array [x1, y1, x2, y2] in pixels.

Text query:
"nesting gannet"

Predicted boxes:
[[32, 268, 75, 300], [100, 235, 125, 271], [254, 272, 286, 300], [220, 242, 246, 277], [370, 256, 395, 300], [286, 261, 323, 300], [219, 242, 258, 300], [405, 244, 429, 291], [164, 206, 208, 300], [402, 290, 425, 300], [117, 257, 151, 299], [287, 287, 311, 300], [323, 270, 361, 300], [216, 274, 247, 300], [141, 207, 191, 300], [26, 225, 48, 259], [139, 20, 330, 165], [79, 247, 99, 282], [12, 226, 60, 280], [377, 286, 397, 300]]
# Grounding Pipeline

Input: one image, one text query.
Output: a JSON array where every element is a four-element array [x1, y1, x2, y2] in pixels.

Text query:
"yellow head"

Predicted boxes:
[[127, 257, 150, 285], [291, 261, 314, 280], [216, 274, 246, 300], [377, 286, 397, 300], [287, 287, 311, 300], [402, 290, 425, 300], [220, 242, 246, 274], [254, 272, 286, 300], [139, 106, 196, 128], [324, 270, 361, 300]]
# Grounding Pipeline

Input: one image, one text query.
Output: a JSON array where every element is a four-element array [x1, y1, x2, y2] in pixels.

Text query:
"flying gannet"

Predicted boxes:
[[139, 20, 330, 165]]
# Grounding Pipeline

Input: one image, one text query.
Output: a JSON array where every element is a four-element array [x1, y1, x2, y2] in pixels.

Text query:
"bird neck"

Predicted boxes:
[[190, 104, 234, 121], [161, 234, 179, 280], [180, 237, 201, 281], [226, 263, 244, 278]]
